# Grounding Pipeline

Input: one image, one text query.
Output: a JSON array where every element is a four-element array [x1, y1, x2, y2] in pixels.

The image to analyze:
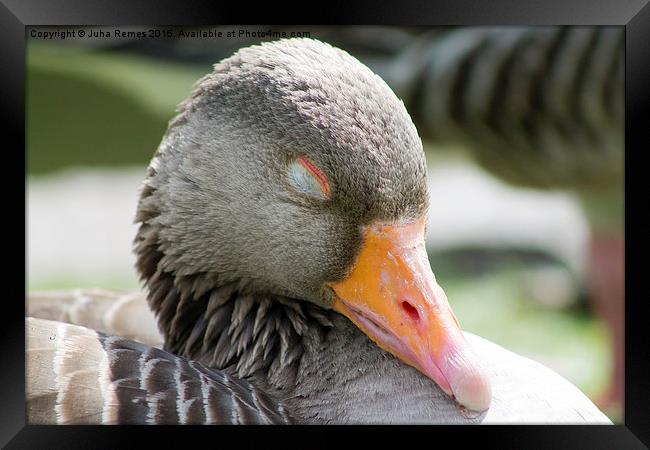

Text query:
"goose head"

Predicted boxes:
[[135, 38, 491, 413]]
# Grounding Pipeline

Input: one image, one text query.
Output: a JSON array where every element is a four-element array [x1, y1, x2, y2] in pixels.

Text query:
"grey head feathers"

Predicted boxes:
[[134, 38, 428, 382], [136, 38, 427, 301]]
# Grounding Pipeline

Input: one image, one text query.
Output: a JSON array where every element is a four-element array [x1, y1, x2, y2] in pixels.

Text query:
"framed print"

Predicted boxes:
[[3, 0, 649, 448]]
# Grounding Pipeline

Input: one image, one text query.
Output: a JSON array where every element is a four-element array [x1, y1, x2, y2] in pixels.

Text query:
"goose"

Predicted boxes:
[[26, 38, 611, 424]]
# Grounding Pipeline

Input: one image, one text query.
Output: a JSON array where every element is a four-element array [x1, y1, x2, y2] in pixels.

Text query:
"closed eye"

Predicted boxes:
[[287, 156, 331, 201]]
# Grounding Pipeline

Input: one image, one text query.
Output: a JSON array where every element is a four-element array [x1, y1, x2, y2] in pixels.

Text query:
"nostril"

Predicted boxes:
[[401, 301, 420, 322]]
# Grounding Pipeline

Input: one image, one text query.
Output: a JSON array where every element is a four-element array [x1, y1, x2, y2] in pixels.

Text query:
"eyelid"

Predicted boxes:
[[287, 156, 331, 200], [298, 156, 331, 197]]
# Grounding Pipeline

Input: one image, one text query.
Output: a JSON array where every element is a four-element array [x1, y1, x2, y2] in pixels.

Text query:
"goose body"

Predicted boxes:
[[27, 38, 611, 424], [27, 296, 610, 424]]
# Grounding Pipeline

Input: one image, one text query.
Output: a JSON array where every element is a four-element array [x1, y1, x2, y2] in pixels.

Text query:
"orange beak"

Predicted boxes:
[[329, 217, 492, 412]]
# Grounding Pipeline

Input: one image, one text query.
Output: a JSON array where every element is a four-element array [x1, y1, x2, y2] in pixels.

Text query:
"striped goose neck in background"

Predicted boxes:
[[394, 26, 623, 191]]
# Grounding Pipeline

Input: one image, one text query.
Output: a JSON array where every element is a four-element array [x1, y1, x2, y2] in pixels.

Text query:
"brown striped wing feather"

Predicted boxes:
[[26, 318, 293, 424]]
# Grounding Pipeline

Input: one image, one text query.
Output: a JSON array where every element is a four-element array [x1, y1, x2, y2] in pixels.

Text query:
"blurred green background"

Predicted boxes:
[[26, 32, 616, 422]]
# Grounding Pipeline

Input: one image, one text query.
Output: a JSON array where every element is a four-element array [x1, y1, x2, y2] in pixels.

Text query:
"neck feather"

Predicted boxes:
[[134, 189, 334, 388]]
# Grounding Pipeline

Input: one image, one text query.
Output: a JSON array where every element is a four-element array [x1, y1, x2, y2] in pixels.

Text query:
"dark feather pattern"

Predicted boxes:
[[26, 318, 294, 424]]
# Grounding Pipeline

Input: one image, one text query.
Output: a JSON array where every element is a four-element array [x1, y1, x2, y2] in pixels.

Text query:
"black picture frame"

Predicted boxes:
[[3, 1, 649, 448]]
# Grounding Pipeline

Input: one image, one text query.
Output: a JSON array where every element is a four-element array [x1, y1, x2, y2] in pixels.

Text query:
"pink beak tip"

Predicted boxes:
[[436, 340, 493, 412]]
